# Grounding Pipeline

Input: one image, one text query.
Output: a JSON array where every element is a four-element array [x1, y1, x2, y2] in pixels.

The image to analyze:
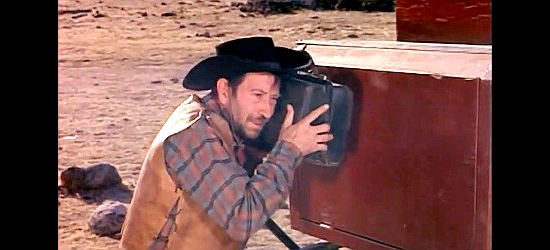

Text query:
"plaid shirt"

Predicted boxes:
[[163, 93, 303, 242]]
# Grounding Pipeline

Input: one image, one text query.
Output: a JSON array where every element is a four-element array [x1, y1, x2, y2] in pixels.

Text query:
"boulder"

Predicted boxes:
[[88, 200, 127, 236], [60, 163, 122, 193]]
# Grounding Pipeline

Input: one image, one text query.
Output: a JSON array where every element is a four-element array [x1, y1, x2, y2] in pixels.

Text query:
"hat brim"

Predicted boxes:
[[182, 47, 312, 91], [274, 47, 313, 70]]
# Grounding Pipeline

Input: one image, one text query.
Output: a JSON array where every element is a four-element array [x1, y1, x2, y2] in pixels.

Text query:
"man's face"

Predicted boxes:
[[225, 72, 280, 139]]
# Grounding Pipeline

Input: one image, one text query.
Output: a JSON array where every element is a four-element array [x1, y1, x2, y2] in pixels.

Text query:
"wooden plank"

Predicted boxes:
[[473, 78, 491, 250], [297, 41, 491, 80], [396, 0, 491, 44], [297, 40, 492, 54]]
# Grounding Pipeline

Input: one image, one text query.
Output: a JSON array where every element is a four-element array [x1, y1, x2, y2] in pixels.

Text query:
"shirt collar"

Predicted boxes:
[[201, 92, 245, 146]]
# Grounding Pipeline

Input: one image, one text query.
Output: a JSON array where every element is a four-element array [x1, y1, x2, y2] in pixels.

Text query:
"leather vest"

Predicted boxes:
[[120, 94, 244, 250]]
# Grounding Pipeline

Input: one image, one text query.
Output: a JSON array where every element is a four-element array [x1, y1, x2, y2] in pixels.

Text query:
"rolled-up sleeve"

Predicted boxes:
[[163, 118, 303, 241]]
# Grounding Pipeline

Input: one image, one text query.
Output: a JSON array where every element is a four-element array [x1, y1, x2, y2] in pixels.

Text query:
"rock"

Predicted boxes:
[[238, 0, 298, 14], [239, 4, 252, 12], [72, 13, 88, 19], [59, 167, 84, 194], [92, 10, 106, 18], [195, 31, 211, 38], [59, 163, 122, 194], [231, 1, 243, 8], [151, 80, 163, 84], [161, 11, 177, 17], [170, 78, 179, 83], [347, 33, 359, 38], [58, 8, 91, 15], [88, 200, 127, 236], [319, 26, 335, 31]]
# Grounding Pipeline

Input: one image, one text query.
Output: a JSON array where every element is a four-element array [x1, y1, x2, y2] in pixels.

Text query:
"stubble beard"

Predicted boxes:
[[228, 95, 266, 140], [235, 114, 266, 140]]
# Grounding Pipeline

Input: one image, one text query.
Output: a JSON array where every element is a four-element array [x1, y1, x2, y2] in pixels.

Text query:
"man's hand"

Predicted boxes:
[[278, 104, 333, 156]]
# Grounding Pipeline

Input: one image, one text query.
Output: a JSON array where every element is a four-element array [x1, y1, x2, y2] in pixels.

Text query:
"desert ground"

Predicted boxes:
[[58, 0, 396, 249]]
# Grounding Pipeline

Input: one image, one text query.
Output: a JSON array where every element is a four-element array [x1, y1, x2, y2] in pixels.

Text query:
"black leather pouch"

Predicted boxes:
[[247, 71, 353, 167]]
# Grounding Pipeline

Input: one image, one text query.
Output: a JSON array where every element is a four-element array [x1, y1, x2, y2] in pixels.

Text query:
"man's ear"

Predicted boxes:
[[216, 78, 230, 105]]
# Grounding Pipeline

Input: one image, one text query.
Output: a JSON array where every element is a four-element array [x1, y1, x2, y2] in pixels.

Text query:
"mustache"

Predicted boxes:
[[247, 114, 267, 125]]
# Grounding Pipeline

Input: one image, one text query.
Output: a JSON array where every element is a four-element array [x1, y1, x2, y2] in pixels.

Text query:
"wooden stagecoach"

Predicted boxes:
[[270, 0, 491, 249]]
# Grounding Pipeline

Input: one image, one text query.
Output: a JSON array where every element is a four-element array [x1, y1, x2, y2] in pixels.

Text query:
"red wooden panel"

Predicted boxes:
[[473, 78, 491, 250], [290, 68, 483, 249], [289, 213, 394, 250], [396, 0, 491, 44]]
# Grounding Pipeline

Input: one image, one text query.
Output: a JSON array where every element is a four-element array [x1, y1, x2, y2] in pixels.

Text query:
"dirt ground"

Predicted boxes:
[[57, 0, 396, 249]]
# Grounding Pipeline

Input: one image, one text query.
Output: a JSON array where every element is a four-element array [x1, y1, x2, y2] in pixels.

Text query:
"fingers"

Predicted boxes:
[[311, 132, 332, 154], [279, 104, 333, 156], [310, 133, 333, 154], [281, 104, 294, 129], [300, 104, 329, 125], [312, 123, 330, 134], [316, 133, 334, 143], [316, 143, 328, 152]]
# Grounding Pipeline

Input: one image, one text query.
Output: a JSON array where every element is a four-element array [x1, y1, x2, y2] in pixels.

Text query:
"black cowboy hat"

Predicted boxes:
[[182, 36, 313, 90]]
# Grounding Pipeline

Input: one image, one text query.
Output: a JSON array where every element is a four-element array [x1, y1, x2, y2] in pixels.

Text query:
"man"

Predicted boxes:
[[120, 37, 332, 249]]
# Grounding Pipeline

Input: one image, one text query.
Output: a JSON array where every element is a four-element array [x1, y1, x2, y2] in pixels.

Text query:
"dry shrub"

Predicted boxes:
[[316, 0, 395, 11]]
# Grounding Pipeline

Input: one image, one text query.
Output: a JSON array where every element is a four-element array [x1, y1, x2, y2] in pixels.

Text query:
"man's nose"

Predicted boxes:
[[258, 96, 274, 119]]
